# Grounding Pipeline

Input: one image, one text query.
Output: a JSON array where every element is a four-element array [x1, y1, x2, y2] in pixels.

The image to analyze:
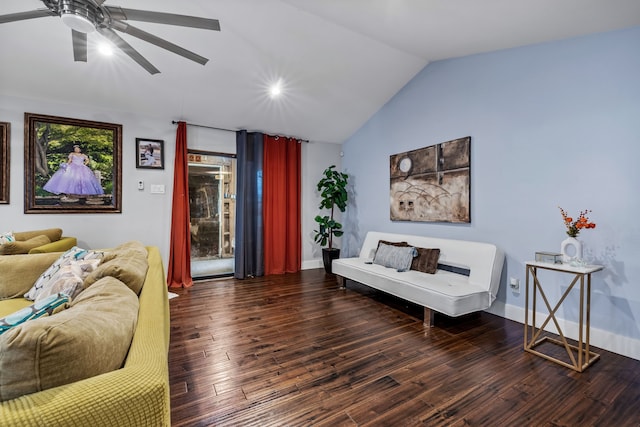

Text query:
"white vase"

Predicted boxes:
[[561, 236, 583, 263]]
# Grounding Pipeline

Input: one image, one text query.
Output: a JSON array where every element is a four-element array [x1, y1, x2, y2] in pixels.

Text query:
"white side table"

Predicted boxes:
[[524, 261, 604, 372]]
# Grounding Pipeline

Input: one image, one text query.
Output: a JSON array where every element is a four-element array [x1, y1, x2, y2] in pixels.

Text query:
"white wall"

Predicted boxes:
[[0, 94, 341, 270], [302, 142, 344, 269]]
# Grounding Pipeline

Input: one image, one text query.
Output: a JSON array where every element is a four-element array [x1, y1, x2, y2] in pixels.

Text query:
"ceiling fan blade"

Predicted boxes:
[[72, 30, 87, 62], [112, 20, 209, 65], [96, 27, 160, 75], [0, 8, 54, 24], [105, 7, 220, 31]]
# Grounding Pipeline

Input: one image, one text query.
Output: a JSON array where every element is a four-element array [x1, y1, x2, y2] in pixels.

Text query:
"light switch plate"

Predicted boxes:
[[150, 184, 165, 194]]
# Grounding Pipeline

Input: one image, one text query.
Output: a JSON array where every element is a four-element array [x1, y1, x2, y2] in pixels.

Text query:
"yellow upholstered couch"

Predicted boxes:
[[0, 246, 170, 426], [0, 228, 77, 255]]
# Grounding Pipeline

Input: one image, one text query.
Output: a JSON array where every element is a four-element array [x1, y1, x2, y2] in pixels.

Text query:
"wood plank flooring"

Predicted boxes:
[[169, 269, 640, 426]]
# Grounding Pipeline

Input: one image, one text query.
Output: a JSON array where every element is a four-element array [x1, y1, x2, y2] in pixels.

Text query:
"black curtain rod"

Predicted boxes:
[[171, 120, 309, 143], [171, 120, 233, 133]]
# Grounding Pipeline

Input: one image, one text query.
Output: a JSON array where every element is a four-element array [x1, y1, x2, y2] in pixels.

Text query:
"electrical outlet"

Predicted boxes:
[[510, 277, 520, 292], [137, 180, 144, 190]]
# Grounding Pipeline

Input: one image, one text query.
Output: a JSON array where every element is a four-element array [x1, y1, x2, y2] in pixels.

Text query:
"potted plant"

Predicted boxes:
[[314, 165, 349, 274]]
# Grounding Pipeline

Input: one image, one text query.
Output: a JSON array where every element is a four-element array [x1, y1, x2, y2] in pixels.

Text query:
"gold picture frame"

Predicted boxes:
[[0, 121, 9, 204], [24, 113, 122, 214]]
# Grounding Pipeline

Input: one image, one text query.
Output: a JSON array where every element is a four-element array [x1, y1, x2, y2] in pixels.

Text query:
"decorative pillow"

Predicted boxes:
[[34, 258, 101, 303], [0, 235, 51, 255], [0, 232, 15, 245], [0, 293, 69, 336], [377, 240, 408, 249], [24, 246, 104, 301], [0, 277, 139, 402], [373, 243, 417, 272], [410, 247, 441, 274], [369, 240, 408, 260]]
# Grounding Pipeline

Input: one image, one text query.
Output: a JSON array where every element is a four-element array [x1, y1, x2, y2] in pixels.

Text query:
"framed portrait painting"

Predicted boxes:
[[24, 113, 122, 214], [135, 138, 164, 169], [0, 121, 9, 204]]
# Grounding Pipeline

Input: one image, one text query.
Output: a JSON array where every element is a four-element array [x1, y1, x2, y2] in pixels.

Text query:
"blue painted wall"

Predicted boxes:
[[342, 27, 640, 357]]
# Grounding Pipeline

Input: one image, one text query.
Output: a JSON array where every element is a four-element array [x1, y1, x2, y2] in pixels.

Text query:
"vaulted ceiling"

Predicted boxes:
[[1, 0, 639, 143]]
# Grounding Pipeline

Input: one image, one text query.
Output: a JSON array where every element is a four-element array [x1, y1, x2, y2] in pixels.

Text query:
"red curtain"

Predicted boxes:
[[167, 121, 193, 288], [262, 135, 301, 275]]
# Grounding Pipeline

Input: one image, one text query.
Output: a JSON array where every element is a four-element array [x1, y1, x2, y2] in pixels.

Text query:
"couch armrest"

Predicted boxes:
[[28, 236, 77, 254]]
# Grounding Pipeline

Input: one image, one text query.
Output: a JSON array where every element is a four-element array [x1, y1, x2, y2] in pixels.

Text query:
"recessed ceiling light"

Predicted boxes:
[[269, 80, 282, 98], [98, 42, 113, 56]]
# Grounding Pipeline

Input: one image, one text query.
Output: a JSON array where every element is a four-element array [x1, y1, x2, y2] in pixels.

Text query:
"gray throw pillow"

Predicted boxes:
[[373, 243, 417, 272]]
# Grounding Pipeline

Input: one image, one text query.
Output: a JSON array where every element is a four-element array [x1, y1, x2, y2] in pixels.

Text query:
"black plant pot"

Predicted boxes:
[[322, 248, 340, 274]]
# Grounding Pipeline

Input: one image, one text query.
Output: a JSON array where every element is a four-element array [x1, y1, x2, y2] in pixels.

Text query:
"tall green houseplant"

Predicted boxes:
[[314, 165, 349, 273]]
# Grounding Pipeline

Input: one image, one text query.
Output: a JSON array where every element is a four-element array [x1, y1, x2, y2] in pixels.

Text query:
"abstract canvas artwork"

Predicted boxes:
[[390, 136, 470, 223]]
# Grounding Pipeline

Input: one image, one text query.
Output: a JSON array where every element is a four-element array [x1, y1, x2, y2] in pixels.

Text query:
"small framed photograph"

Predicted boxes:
[[136, 138, 164, 169]]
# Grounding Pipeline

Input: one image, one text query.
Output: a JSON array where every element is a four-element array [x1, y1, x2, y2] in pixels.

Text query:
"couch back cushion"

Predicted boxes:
[[83, 241, 149, 295], [0, 276, 139, 402], [13, 228, 62, 243], [0, 235, 51, 255], [0, 252, 61, 300]]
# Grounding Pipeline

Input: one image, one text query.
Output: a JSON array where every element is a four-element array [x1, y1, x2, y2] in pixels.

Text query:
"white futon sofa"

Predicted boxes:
[[332, 231, 504, 326]]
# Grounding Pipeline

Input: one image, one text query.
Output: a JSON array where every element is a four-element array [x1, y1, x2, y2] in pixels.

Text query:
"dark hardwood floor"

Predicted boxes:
[[169, 269, 640, 426]]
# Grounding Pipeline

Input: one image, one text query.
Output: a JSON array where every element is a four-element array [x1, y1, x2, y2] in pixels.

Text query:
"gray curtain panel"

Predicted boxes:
[[234, 130, 264, 279]]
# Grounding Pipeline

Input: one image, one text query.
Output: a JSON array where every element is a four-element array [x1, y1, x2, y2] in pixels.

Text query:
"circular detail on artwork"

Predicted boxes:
[[399, 157, 412, 173]]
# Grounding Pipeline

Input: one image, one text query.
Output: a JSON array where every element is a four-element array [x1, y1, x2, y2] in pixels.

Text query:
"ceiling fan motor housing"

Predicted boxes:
[[48, 0, 105, 33]]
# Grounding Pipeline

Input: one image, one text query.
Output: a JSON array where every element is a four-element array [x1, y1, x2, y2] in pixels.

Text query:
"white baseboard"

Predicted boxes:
[[486, 301, 640, 361], [302, 259, 323, 270]]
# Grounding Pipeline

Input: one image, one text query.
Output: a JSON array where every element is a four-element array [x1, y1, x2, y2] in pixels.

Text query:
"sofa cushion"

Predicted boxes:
[[373, 243, 417, 272], [0, 235, 51, 255], [0, 232, 15, 245], [0, 293, 69, 336], [102, 240, 149, 260], [0, 276, 139, 402], [0, 253, 61, 300], [24, 247, 104, 301], [83, 242, 149, 295], [13, 228, 63, 243], [411, 247, 441, 274]]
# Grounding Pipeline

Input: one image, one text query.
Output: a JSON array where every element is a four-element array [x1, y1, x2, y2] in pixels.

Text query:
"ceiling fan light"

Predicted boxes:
[[98, 42, 113, 56], [62, 13, 95, 33]]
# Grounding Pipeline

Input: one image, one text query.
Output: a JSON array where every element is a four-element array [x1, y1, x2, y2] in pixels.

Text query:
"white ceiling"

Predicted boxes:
[[1, 0, 639, 143]]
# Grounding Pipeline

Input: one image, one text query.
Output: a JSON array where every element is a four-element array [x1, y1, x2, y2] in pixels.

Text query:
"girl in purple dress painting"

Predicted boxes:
[[43, 145, 104, 196]]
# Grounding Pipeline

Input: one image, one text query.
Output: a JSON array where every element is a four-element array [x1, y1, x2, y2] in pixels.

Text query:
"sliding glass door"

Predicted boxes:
[[188, 151, 236, 278]]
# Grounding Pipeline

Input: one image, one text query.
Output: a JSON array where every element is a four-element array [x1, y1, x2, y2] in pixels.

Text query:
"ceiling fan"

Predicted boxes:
[[0, 0, 220, 74]]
